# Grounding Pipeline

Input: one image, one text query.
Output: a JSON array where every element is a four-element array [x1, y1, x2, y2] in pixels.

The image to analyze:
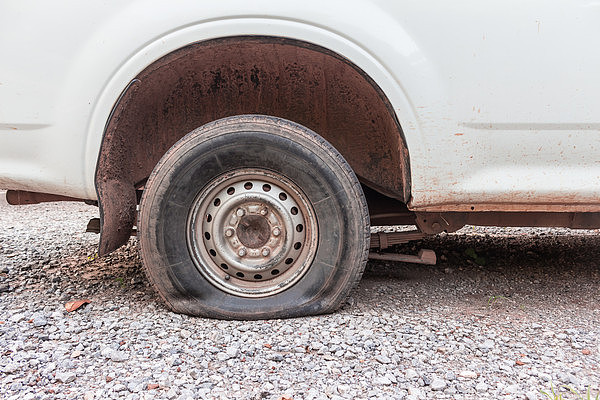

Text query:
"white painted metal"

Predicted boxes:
[[0, 0, 599, 211]]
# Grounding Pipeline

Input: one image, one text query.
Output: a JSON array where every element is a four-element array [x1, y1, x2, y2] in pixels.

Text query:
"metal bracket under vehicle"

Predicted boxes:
[[368, 229, 436, 265]]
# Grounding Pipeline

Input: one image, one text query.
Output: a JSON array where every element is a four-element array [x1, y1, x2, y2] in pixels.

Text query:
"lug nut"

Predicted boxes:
[[260, 207, 268, 216], [225, 228, 234, 237], [262, 248, 270, 257], [272, 227, 281, 237], [224, 275, 230, 280], [236, 208, 245, 217], [238, 248, 247, 257]]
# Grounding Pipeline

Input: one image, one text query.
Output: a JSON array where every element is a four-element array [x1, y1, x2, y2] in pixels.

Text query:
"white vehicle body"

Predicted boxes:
[[1, 1, 600, 211]]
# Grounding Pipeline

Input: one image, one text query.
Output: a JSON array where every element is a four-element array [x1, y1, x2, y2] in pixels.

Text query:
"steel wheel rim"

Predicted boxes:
[[187, 168, 318, 297]]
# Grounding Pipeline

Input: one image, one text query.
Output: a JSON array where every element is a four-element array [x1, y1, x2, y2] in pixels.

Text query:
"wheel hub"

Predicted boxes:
[[187, 169, 318, 297], [237, 214, 270, 249]]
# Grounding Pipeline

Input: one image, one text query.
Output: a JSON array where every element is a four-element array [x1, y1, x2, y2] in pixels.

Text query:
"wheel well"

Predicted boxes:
[[96, 36, 411, 255]]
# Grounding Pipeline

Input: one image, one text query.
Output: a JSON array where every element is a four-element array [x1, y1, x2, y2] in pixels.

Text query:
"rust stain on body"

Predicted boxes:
[[6, 190, 81, 205]]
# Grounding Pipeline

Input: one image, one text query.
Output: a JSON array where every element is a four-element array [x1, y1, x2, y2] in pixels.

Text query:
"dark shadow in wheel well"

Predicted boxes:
[[96, 36, 411, 255]]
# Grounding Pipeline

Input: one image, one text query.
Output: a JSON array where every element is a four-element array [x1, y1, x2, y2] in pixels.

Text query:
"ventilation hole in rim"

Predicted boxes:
[[290, 206, 298, 215], [279, 192, 287, 201], [244, 182, 253, 190], [236, 272, 245, 278], [296, 224, 303, 232], [262, 184, 271, 192], [227, 187, 235, 195], [213, 198, 221, 207], [254, 274, 263, 280], [206, 214, 212, 223], [285, 258, 293, 265], [209, 249, 217, 257], [220, 263, 229, 270], [271, 269, 280, 275], [294, 242, 302, 250], [204, 232, 211, 240]]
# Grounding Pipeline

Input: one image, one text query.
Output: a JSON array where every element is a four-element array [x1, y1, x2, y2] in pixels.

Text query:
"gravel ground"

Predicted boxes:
[[1, 191, 599, 400]]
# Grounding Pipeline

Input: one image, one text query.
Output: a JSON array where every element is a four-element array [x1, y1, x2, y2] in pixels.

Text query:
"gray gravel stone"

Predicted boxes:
[[3, 364, 20, 374], [444, 371, 456, 381], [375, 354, 392, 364], [55, 371, 76, 383], [32, 315, 48, 327], [475, 381, 489, 392], [430, 378, 446, 391], [526, 391, 539, 400], [10, 313, 25, 323], [405, 369, 419, 380], [110, 351, 130, 362], [375, 375, 392, 385], [458, 370, 478, 379], [113, 383, 127, 392], [480, 339, 495, 351]]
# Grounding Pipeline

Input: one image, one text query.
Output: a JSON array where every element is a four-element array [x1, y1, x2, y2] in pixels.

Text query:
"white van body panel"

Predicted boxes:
[[0, 0, 599, 211]]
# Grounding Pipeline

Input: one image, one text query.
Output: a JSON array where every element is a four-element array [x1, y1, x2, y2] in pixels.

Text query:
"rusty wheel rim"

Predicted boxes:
[[187, 169, 318, 297]]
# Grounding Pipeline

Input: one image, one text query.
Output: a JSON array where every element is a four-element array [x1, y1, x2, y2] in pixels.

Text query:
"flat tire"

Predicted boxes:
[[139, 115, 369, 319]]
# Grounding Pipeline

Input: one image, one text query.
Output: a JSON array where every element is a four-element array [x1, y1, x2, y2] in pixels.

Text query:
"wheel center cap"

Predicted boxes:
[[237, 215, 271, 249]]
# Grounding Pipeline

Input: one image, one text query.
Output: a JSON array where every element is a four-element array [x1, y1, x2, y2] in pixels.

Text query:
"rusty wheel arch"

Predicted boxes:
[[95, 36, 411, 255]]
